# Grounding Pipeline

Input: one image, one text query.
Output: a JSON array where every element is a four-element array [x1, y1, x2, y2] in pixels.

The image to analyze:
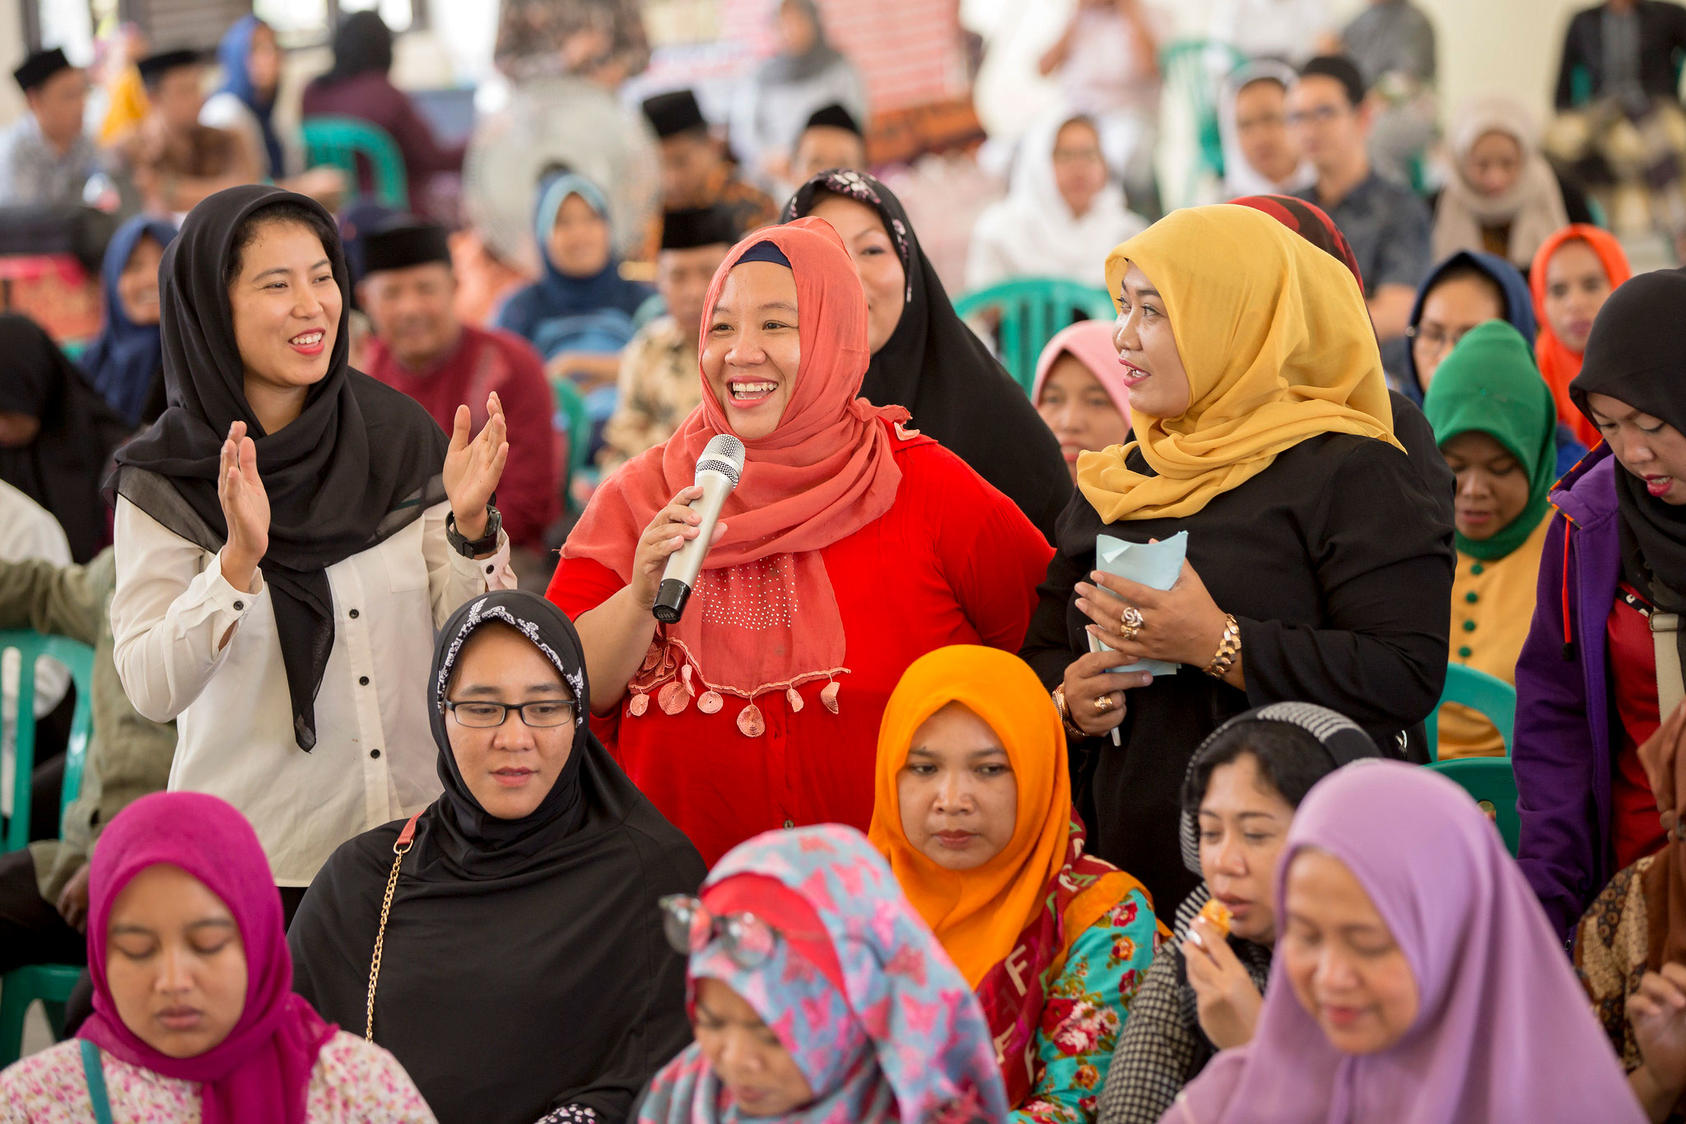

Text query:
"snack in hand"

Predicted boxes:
[[1197, 898, 1233, 938]]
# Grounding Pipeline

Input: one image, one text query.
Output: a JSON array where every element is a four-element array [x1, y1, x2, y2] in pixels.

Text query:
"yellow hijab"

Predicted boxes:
[[1078, 204, 1402, 523]]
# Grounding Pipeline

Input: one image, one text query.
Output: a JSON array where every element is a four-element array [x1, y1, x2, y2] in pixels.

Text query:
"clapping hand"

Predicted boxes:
[[218, 421, 268, 591], [443, 391, 510, 541]]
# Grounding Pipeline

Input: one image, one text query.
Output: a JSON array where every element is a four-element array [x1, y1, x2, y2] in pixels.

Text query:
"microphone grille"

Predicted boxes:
[[702, 433, 746, 470], [695, 456, 741, 486]]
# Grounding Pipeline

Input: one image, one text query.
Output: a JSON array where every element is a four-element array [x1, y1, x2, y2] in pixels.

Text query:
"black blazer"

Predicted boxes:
[[1554, 1, 1686, 110]]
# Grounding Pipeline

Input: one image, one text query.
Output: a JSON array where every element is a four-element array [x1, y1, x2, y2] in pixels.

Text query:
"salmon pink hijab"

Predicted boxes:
[[1031, 320, 1130, 420], [79, 792, 336, 1124], [1530, 224, 1630, 448], [560, 218, 912, 734]]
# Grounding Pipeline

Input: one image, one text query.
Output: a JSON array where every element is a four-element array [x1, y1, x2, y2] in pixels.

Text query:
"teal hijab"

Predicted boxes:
[[1423, 320, 1557, 560]]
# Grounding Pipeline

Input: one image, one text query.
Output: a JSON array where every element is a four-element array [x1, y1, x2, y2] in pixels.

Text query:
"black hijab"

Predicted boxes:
[[0, 314, 132, 562], [110, 185, 447, 751], [287, 590, 706, 1124], [317, 10, 393, 86], [1572, 268, 1686, 620], [783, 170, 1072, 542]]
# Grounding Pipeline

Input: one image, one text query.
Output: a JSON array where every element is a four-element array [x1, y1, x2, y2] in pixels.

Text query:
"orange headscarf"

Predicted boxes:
[[867, 646, 1149, 987], [560, 218, 913, 725], [1530, 224, 1631, 448]]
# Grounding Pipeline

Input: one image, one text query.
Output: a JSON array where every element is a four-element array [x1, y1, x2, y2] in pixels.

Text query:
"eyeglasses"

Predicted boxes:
[[443, 699, 577, 728], [1286, 104, 1345, 127], [1405, 323, 1476, 355], [660, 894, 780, 969]]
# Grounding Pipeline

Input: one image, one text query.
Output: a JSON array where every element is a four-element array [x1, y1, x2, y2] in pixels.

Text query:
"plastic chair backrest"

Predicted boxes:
[[1428, 756, 1521, 856], [952, 277, 1117, 394], [1160, 40, 1248, 176], [632, 293, 668, 333], [552, 376, 594, 511], [1, 630, 95, 852], [1425, 662, 1518, 762], [300, 116, 409, 210]]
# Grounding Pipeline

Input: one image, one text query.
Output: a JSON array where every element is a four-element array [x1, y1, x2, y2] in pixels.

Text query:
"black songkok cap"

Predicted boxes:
[[803, 102, 863, 138], [136, 48, 203, 87], [660, 206, 740, 252], [14, 48, 72, 92], [641, 89, 708, 139], [361, 218, 452, 276]]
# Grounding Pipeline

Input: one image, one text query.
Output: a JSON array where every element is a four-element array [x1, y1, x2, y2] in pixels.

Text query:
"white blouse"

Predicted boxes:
[[110, 497, 514, 885]]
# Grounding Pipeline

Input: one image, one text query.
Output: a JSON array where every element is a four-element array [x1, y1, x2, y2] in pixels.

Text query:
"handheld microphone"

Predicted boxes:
[[652, 434, 746, 623]]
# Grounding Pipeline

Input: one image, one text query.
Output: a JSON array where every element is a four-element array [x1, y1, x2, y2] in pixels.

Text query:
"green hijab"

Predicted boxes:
[[1423, 320, 1558, 561]]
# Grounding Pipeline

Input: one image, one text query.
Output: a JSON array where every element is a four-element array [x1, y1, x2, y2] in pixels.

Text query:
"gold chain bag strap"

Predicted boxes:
[[365, 811, 424, 1042]]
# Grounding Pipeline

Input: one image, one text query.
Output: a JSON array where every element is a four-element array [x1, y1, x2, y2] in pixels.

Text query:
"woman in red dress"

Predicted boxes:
[[548, 218, 1053, 863]]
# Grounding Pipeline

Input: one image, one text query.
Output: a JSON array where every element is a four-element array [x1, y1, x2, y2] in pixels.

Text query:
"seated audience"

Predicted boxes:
[[966, 112, 1148, 294], [290, 590, 703, 1124], [0, 481, 72, 839], [0, 48, 97, 208], [1289, 55, 1432, 382], [301, 11, 466, 221], [494, 173, 653, 428], [1580, 701, 1686, 1122], [1517, 269, 1686, 940], [0, 546, 176, 982], [1532, 222, 1632, 447], [1433, 95, 1573, 274], [359, 218, 559, 551], [127, 48, 257, 217], [789, 102, 869, 187], [109, 186, 513, 920], [729, 0, 868, 190], [1020, 205, 1451, 909], [1097, 702, 1382, 1124], [1337, 0, 1438, 184], [640, 89, 776, 237], [869, 645, 1163, 1121], [82, 214, 177, 426], [0, 796, 435, 1122], [599, 206, 737, 472], [1034, 320, 1133, 483], [1208, 0, 1332, 63], [636, 824, 1008, 1122], [547, 220, 1052, 865], [1422, 322, 1558, 759], [784, 170, 1072, 541], [1168, 760, 1642, 1123], [0, 314, 132, 563], [1219, 62, 1312, 198]]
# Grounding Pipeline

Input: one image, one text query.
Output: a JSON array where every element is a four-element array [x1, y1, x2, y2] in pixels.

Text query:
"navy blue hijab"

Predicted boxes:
[[1401, 250, 1536, 405], [216, 16, 284, 177], [82, 214, 177, 425]]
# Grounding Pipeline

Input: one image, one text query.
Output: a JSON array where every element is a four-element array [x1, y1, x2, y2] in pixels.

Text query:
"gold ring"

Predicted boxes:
[[1121, 605, 1145, 641], [1094, 693, 1115, 713]]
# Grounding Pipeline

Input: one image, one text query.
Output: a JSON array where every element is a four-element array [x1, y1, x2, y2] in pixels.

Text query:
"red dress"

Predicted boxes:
[[1608, 584, 1667, 870], [547, 428, 1055, 864]]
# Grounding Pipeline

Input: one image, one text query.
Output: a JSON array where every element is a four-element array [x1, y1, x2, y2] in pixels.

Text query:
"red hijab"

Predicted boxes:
[[560, 218, 913, 732], [78, 792, 336, 1124], [1530, 224, 1631, 447]]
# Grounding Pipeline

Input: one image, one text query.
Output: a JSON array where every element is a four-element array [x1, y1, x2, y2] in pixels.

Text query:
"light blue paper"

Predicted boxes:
[[1089, 532, 1189, 676]]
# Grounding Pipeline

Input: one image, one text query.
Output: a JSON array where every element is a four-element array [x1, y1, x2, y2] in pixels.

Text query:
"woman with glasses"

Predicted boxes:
[[287, 589, 706, 1124], [867, 645, 1163, 1123], [637, 824, 1008, 1123]]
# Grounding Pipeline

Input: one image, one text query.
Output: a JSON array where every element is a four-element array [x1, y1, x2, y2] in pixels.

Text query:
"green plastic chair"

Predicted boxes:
[[552, 376, 596, 515], [1424, 663, 1518, 762], [632, 293, 667, 333], [953, 278, 1117, 394], [0, 629, 95, 1066], [1428, 756, 1521, 856], [301, 116, 409, 210]]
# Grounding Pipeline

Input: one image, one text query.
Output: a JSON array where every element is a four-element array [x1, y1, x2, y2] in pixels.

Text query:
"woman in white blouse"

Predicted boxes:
[[109, 186, 512, 918]]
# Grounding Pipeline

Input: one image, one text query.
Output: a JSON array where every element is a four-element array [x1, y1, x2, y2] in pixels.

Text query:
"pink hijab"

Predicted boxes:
[[1171, 760, 1641, 1124], [79, 792, 337, 1124], [1031, 320, 1130, 419]]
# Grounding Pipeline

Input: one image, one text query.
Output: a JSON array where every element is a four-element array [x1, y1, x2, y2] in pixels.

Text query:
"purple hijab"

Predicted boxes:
[[79, 792, 338, 1124], [1169, 760, 1640, 1124]]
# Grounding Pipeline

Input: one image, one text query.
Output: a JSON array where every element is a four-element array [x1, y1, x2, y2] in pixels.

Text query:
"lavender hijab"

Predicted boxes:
[[1171, 760, 1640, 1124]]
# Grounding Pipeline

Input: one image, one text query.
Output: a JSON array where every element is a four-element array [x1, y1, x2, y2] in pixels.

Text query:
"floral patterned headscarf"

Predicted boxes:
[[636, 825, 1009, 1123]]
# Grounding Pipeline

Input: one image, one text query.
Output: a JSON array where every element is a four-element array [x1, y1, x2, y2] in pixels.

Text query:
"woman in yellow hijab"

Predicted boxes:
[[1019, 204, 1454, 912], [870, 644, 1165, 1123]]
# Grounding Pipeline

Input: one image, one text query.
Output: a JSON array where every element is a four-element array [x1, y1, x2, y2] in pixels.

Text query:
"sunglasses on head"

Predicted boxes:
[[659, 894, 781, 970]]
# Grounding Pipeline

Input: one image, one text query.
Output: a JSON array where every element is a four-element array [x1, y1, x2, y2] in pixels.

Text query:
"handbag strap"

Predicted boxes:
[[365, 811, 423, 1042], [1653, 612, 1684, 724], [79, 1039, 115, 1124]]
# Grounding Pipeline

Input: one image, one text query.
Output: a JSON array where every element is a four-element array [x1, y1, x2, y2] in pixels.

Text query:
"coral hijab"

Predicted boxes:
[[1079, 204, 1400, 524], [559, 218, 911, 725], [1530, 223, 1631, 448]]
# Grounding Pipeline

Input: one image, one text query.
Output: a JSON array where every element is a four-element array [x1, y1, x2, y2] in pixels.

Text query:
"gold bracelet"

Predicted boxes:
[[1051, 685, 1084, 738], [1204, 614, 1242, 679]]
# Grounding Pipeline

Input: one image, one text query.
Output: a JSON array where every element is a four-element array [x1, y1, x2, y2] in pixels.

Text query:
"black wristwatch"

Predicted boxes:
[[446, 505, 501, 558]]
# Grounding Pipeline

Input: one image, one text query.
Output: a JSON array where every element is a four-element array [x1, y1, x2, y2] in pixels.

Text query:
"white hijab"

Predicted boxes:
[[967, 112, 1148, 290], [1433, 94, 1568, 267], [1218, 60, 1314, 198]]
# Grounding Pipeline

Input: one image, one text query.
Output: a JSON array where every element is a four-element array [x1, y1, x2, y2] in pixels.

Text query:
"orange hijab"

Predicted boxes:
[[1530, 224, 1631, 448], [560, 218, 912, 728], [867, 645, 1147, 987]]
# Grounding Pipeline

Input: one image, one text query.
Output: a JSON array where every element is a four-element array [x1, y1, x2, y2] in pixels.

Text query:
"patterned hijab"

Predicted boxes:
[[636, 825, 1008, 1123]]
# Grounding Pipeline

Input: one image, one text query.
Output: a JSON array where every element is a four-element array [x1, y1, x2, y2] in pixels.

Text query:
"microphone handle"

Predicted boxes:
[[652, 468, 735, 623]]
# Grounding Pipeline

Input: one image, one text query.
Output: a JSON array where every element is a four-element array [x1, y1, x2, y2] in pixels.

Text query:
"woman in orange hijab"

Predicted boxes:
[[869, 644, 1165, 1123], [1531, 223, 1631, 448]]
